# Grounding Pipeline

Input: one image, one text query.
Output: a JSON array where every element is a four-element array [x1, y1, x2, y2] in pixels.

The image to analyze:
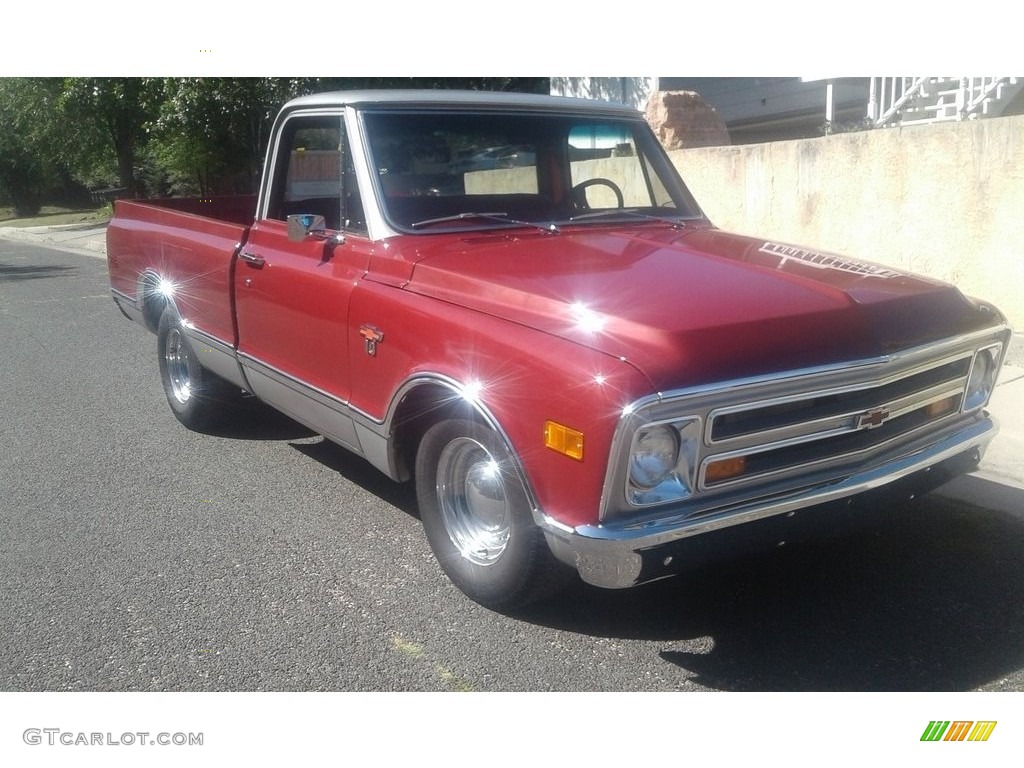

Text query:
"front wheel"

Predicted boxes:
[[157, 308, 241, 431], [415, 418, 571, 610]]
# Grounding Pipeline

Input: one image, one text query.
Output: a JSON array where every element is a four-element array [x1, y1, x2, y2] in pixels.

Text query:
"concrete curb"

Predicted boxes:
[[0, 223, 109, 257]]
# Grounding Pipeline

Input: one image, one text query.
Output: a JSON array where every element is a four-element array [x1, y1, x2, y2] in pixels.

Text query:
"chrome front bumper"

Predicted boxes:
[[543, 414, 997, 589]]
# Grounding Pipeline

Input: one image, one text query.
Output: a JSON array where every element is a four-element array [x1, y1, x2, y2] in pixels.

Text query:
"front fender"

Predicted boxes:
[[349, 280, 652, 529]]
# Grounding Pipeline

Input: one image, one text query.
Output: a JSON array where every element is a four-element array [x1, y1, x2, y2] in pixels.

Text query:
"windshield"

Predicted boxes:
[[362, 110, 704, 233]]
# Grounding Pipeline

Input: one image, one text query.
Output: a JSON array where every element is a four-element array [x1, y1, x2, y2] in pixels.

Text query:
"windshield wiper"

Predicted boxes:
[[409, 211, 558, 234], [568, 208, 693, 228]]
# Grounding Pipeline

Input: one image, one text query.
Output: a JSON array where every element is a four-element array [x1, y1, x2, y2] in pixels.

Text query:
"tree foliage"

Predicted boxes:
[[0, 79, 66, 215], [152, 78, 317, 196], [0, 76, 550, 207], [57, 78, 163, 197]]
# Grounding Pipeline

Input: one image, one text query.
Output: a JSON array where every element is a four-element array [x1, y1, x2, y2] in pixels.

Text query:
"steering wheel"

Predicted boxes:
[[572, 178, 624, 210]]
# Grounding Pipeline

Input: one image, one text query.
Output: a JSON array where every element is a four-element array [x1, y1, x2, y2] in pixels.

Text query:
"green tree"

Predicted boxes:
[[0, 76, 551, 211], [57, 78, 163, 197], [152, 78, 318, 196], [0, 78, 67, 216], [150, 77, 549, 197]]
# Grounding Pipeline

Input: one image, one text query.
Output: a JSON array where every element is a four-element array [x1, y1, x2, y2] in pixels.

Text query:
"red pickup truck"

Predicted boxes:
[[107, 90, 1010, 609]]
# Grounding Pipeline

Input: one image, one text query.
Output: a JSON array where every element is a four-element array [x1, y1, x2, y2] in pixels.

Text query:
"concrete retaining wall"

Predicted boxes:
[[670, 115, 1024, 329]]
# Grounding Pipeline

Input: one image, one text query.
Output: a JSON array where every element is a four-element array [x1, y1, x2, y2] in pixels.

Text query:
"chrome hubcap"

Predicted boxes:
[[436, 437, 511, 565], [165, 327, 193, 404]]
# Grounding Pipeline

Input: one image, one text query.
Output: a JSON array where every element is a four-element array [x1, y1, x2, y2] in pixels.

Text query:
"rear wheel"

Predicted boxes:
[[157, 308, 241, 431], [415, 418, 571, 610]]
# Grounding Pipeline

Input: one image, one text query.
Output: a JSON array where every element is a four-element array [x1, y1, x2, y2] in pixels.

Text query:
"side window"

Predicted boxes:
[[266, 115, 366, 233]]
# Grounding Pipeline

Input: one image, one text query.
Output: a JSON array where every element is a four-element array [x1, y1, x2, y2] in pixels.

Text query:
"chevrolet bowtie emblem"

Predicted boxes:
[[857, 407, 891, 429]]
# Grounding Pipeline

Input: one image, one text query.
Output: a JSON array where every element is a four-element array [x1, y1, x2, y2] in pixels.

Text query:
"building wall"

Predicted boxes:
[[657, 77, 870, 143], [671, 115, 1024, 329]]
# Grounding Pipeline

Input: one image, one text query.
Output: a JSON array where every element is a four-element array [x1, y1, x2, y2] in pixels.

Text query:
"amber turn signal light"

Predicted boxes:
[[926, 395, 959, 419], [544, 421, 584, 461], [705, 456, 748, 484]]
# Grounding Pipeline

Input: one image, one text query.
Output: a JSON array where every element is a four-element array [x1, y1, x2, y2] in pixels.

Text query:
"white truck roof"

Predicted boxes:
[[281, 89, 642, 117]]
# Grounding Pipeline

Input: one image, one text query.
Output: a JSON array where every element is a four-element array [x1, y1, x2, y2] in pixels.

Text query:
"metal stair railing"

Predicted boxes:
[[962, 77, 1019, 116], [869, 77, 1020, 127], [868, 77, 931, 125]]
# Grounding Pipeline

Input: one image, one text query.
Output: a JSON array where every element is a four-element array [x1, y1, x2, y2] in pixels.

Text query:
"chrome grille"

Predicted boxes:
[[707, 357, 970, 443], [698, 352, 973, 489], [600, 326, 1010, 523]]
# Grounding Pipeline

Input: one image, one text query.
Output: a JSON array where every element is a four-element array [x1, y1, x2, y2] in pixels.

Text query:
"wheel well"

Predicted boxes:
[[389, 383, 481, 482], [139, 272, 169, 333]]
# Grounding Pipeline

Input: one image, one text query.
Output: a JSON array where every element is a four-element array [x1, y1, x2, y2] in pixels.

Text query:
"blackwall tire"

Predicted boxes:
[[156, 308, 240, 431], [415, 418, 571, 610]]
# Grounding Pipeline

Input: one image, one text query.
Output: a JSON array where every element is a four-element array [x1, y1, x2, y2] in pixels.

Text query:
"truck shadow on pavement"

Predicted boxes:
[[196, 398, 318, 442], [267, 434, 1024, 691], [521, 494, 1024, 691], [287, 436, 420, 513]]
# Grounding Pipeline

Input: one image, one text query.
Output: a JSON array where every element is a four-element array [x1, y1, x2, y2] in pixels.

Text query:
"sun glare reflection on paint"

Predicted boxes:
[[144, 264, 225, 315], [157, 278, 177, 299], [571, 302, 606, 334], [460, 379, 484, 404]]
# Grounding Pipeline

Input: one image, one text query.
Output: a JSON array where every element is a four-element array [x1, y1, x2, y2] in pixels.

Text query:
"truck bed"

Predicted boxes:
[[106, 196, 255, 346]]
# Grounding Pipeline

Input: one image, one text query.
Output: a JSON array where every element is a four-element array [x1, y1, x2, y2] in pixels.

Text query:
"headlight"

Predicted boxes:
[[626, 418, 701, 506], [963, 344, 1002, 412], [629, 425, 679, 489]]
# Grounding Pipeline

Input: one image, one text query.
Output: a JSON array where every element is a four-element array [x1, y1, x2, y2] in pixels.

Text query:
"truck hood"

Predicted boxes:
[[402, 225, 998, 390]]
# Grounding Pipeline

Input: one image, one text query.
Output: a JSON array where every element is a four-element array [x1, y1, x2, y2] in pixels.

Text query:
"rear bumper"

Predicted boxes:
[[543, 414, 996, 589]]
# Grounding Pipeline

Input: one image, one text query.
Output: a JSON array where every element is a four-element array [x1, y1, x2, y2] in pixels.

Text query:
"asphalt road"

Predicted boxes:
[[2, 241, 1024, 692]]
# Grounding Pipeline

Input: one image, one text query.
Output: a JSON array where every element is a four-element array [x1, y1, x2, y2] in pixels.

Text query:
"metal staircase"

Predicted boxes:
[[867, 77, 1022, 127]]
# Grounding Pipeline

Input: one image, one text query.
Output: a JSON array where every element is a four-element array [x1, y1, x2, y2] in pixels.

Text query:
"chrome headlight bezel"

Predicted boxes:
[[962, 343, 1003, 413], [626, 417, 701, 506]]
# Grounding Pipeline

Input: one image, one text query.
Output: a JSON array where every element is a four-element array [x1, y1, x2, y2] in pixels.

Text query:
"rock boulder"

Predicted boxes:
[[644, 91, 730, 149]]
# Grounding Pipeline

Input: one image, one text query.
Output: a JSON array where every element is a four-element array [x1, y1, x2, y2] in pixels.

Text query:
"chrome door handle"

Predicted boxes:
[[239, 252, 265, 268]]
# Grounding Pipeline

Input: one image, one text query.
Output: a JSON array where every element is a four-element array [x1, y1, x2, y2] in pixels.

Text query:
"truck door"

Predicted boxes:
[[234, 112, 371, 451]]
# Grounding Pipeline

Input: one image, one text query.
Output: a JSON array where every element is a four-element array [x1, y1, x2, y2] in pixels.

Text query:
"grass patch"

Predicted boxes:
[[0, 205, 112, 228]]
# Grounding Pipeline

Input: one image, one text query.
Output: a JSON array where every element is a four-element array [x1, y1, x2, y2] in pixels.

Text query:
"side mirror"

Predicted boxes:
[[287, 213, 327, 242]]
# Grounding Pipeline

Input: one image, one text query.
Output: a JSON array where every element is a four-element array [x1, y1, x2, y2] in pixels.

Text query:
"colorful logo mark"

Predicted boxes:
[[921, 721, 997, 742]]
